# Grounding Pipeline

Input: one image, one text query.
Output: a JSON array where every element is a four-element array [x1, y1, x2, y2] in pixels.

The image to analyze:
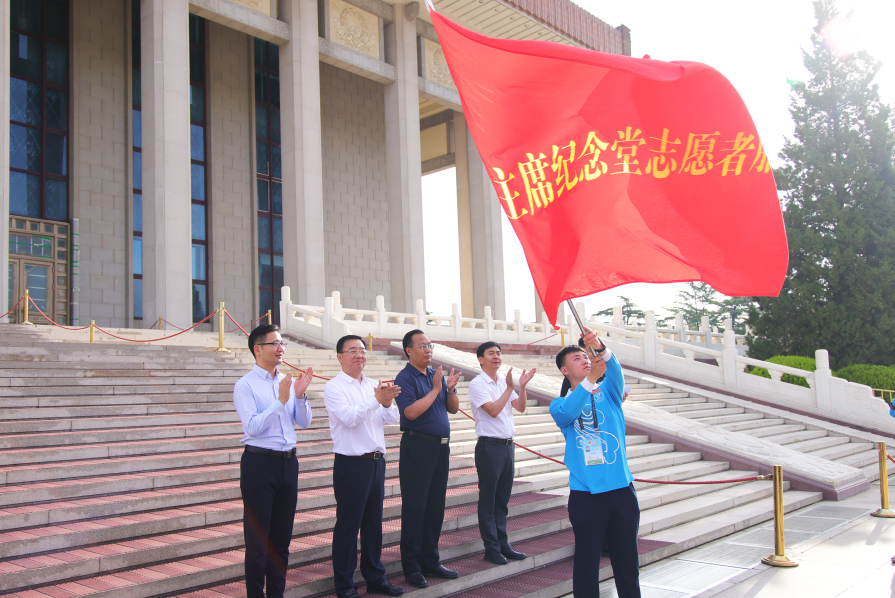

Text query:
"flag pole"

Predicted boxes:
[[565, 299, 600, 357]]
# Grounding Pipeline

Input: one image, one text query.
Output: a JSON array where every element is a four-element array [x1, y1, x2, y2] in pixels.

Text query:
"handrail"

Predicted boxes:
[[736, 354, 818, 379], [93, 309, 218, 342]]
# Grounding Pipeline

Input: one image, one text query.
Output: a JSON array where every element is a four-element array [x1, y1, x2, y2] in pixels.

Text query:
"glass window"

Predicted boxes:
[[190, 85, 204, 122], [190, 163, 205, 200], [11, 33, 40, 79], [259, 253, 272, 283], [132, 68, 141, 105], [25, 264, 49, 311], [133, 237, 142, 275], [192, 284, 207, 320], [132, 109, 141, 147], [189, 48, 204, 83], [273, 255, 284, 288], [272, 181, 282, 215], [191, 203, 206, 241], [45, 179, 66, 220], [46, 0, 67, 41], [273, 218, 283, 253], [258, 215, 271, 250], [46, 133, 66, 175], [256, 140, 269, 175], [257, 179, 269, 212], [133, 277, 143, 318], [10, 171, 40, 217], [133, 151, 142, 190], [46, 88, 66, 130], [12, 0, 41, 35], [190, 124, 204, 161], [10, 78, 41, 125], [10, 124, 41, 171], [256, 105, 268, 140], [133, 194, 142, 232], [45, 42, 67, 85], [271, 146, 281, 179], [270, 108, 280, 144], [192, 244, 206, 281]]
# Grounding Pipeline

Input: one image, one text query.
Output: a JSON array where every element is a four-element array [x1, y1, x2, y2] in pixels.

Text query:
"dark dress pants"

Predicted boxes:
[[332, 454, 388, 595], [568, 484, 641, 598], [240, 450, 299, 598], [474, 438, 515, 557], [399, 433, 450, 575]]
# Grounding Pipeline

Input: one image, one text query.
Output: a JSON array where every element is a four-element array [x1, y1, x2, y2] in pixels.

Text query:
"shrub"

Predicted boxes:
[[748, 355, 816, 388], [834, 364, 895, 392]]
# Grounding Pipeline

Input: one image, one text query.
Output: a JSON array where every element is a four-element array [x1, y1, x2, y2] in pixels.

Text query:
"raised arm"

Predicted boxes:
[[233, 379, 284, 437]]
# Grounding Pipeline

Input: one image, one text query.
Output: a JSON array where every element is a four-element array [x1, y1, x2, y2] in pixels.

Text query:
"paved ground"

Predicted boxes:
[[575, 484, 895, 598]]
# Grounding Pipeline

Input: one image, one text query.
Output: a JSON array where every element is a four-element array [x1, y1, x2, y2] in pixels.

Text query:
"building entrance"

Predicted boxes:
[[7, 217, 70, 325]]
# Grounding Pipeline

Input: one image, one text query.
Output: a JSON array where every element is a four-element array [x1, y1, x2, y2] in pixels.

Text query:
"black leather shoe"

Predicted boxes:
[[501, 548, 527, 561], [367, 580, 405, 596], [484, 552, 508, 565], [421, 565, 460, 579], [405, 572, 428, 588], [337, 590, 361, 598]]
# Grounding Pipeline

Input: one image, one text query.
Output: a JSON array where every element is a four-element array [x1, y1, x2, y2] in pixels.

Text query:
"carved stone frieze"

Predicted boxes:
[[330, 0, 380, 59], [423, 38, 455, 89], [229, 0, 269, 15]]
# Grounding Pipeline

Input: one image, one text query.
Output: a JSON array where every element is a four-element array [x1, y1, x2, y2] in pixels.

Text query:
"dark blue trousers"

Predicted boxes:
[[332, 454, 388, 595], [475, 437, 515, 557], [399, 433, 450, 575], [240, 450, 299, 598], [568, 484, 641, 598]]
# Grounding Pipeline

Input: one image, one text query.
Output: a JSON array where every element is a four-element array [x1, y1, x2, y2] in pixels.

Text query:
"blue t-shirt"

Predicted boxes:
[[549, 352, 633, 494], [394, 363, 451, 437]]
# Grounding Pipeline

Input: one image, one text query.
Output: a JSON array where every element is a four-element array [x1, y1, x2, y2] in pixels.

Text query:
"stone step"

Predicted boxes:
[[675, 407, 745, 419], [759, 429, 829, 445], [737, 423, 806, 437], [653, 401, 728, 414], [633, 396, 707, 408], [843, 449, 883, 473], [807, 441, 874, 462], [715, 418, 787, 432], [687, 412, 764, 426], [781, 435, 850, 454]]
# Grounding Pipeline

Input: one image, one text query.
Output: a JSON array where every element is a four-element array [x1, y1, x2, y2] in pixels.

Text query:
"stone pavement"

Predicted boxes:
[[591, 485, 895, 598]]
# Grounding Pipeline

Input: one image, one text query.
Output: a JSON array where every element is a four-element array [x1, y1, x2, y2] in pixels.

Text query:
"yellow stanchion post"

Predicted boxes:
[[761, 465, 798, 567], [368, 333, 374, 352], [157, 315, 162, 330], [872, 442, 895, 518], [22, 290, 32, 325], [560, 328, 565, 347], [89, 320, 95, 343], [216, 304, 230, 353], [267, 310, 272, 326]]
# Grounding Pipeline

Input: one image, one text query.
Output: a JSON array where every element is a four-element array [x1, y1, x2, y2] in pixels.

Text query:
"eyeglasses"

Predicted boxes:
[[257, 341, 288, 349], [340, 349, 367, 356], [415, 344, 435, 350]]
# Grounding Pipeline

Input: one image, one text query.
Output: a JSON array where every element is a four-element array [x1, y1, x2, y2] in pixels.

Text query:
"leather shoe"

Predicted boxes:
[[405, 572, 428, 588], [337, 590, 361, 598], [367, 580, 405, 596], [501, 548, 528, 561], [484, 552, 508, 565], [421, 565, 459, 579]]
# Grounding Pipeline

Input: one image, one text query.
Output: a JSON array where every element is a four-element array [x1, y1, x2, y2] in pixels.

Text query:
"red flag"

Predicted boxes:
[[429, 10, 788, 326]]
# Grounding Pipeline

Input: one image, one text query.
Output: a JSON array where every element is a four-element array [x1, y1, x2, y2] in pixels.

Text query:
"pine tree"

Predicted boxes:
[[592, 296, 645, 325], [666, 282, 723, 329], [747, 0, 895, 369]]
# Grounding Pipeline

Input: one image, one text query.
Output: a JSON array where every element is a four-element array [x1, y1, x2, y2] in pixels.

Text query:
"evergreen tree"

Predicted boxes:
[[748, 0, 895, 369], [666, 282, 723, 329], [592, 296, 646, 325]]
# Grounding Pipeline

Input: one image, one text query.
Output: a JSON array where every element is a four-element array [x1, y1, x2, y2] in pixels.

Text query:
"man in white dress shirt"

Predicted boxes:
[[325, 335, 405, 597], [468, 341, 536, 565], [233, 324, 314, 598]]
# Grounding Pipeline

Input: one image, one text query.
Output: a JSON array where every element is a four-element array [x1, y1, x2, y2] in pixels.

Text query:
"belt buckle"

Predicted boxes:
[[373, 451, 383, 460], [440, 437, 448, 445], [505, 438, 513, 445]]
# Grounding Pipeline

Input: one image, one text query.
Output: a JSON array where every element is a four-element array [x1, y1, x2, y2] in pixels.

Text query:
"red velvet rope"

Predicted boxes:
[[456, 408, 767, 485], [94, 309, 218, 342], [2, 293, 26, 320], [26, 296, 90, 330]]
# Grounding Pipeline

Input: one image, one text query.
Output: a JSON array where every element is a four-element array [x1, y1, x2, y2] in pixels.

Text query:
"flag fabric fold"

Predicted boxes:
[[429, 9, 788, 326]]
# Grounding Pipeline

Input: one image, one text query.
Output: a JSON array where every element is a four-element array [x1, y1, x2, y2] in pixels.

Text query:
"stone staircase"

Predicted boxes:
[[0, 325, 823, 598], [502, 353, 883, 483]]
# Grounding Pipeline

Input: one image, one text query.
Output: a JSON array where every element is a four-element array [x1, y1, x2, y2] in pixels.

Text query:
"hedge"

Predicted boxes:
[[748, 355, 816, 388], [834, 364, 895, 392]]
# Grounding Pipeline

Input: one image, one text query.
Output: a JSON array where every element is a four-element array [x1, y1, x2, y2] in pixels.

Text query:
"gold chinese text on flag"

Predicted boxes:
[[430, 9, 788, 326]]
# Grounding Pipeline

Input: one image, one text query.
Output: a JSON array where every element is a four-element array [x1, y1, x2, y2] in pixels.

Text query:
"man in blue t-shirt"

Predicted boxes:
[[550, 327, 640, 598], [394, 330, 461, 588]]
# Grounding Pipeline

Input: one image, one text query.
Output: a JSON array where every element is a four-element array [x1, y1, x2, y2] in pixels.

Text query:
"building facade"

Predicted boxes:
[[1, 0, 630, 328]]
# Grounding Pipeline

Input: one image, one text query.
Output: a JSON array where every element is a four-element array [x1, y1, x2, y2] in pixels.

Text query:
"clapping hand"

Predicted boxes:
[[375, 381, 401, 407], [505, 367, 515, 392], [433, 366, 444, 393], [519, 367, 537, 388], [277, 372, 294, 405], [293, 368, 313, 398], [446, 368, 460, 393]]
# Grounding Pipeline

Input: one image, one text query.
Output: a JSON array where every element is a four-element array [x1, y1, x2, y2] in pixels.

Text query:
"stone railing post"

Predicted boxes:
[[701, 315, 711, 348], [485, 305, 494, 340], [323, 296, 334, 344], [332, 291, 343, 320], [514, 309, 523, 341], [541, 311, 552, 336], [612, 305, 623, 329], [722, 326, 738, 387], [375, 295, 387, 334], [815, 349, 832, 411], [280, 286, 292, 326], [643, 310, 657, 367], [675, 312, 685, 343], [452, 303, 461, 337], [415, 299, 427, 330]]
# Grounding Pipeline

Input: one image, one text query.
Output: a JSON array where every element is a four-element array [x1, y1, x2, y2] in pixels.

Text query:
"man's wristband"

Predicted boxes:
[[447, 389, 458, 395]]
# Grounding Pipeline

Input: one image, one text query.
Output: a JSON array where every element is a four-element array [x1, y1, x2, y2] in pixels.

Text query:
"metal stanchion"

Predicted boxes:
[[157, 315, 162, 330], [89, 320, 95, 343], [267, 310, 272, 326], [22, 290, 32, 325], [560, 327, 565, 347], [872, 442, 895, 518], [368, 333, 374, 352], [216, 304, 230, 353], [761, 465, 798, 567]]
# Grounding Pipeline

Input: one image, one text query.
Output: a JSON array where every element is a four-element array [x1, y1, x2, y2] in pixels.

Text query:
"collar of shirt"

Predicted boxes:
[[253, 363, 280, 382], [334, 369, 373, 388]]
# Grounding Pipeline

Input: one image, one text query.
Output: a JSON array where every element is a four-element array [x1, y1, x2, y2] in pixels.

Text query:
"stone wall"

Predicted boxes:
[[319, 63, 390, 310], [71, 0, 128, 326], [207, 23, 255, 325]]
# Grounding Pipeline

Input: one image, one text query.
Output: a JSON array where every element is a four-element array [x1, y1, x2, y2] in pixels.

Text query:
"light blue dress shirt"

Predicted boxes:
[[233, 364, 313, 451]]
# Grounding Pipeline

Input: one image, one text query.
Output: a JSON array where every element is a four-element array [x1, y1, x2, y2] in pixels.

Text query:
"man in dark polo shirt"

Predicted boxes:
[[394, 329, 461, 588]]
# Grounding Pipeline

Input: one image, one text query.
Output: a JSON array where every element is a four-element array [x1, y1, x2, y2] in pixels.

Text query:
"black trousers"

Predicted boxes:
[[332, 454, 388, 595], [240, 450, 299, 598], [568, 484, 641, 598], [398, 433, 450, 574], [475, 437, 515, 557]]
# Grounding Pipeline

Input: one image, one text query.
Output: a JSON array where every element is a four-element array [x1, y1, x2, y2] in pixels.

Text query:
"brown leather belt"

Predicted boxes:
[[245, 445, 296, 458]]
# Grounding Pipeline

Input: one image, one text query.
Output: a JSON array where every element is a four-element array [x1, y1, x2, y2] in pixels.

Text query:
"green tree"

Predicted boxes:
[[592, 296, 645, 325], [666, 282, 723, 329], [717, 296, 754, 335], [747, 0, 895, 369]]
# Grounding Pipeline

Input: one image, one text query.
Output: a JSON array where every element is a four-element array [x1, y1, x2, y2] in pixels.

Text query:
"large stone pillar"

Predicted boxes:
[[465, 125, 506, 320], [280, 0, 326, 306], [140, 0, 192, 325], [384, 3, 425, 313], [453, 111, 474, 317], [0, 0, 9, 322]]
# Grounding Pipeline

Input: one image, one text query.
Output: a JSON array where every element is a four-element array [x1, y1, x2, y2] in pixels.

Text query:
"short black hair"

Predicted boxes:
[[476, 341, 501, 359], [556, 345, 585, 371], [337, 334, 365, 354], [402, 329, 425, 357], [249, 324, 280, 357]]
